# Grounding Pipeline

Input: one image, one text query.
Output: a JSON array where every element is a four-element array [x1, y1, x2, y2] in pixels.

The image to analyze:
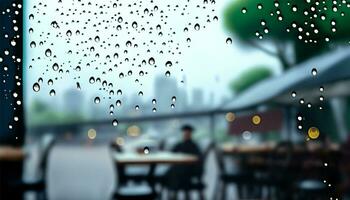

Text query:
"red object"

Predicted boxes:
[[228, 109, 284, 134]]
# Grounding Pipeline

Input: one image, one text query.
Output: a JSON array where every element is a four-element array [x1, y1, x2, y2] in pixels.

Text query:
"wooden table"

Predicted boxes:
[[221, 143, 276, 154], [114, 152, 198, 165], [0, 146, 25, 161]]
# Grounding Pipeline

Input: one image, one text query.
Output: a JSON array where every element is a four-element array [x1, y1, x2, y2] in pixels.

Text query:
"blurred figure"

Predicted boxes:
[[163, 125, 203, 199], [172, 125, 201, 157]]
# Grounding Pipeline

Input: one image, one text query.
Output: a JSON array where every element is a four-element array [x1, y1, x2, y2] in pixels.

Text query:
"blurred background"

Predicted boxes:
[[2, 0, 350, 199]]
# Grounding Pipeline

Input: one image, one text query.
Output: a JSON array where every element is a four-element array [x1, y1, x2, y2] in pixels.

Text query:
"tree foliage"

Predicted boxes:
[[224, 0, 350, 66], [230, 66, 273, 94]]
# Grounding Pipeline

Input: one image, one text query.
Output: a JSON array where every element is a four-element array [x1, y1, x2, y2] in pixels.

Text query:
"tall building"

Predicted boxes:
[[153, 76, 178, 113], [192, 88, 204, 110], [64, 89, 83, 114]]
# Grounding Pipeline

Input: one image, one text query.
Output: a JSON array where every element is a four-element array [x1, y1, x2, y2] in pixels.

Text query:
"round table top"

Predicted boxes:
[[0, 146, 25, 161], [114, 151, 199, 165]]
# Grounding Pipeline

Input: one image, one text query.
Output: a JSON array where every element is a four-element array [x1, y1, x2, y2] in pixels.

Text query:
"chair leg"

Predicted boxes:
[[185, 191, 190, 200], [220, 183, 227, 200], [199, 190, 205, 200]]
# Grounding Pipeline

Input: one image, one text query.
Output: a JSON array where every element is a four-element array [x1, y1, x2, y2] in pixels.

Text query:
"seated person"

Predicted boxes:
[[163, 125, 203, 190]]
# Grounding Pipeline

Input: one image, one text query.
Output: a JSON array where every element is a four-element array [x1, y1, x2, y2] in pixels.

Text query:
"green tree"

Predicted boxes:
[[230, 66, 273, 94], [224, 0, 350, 68]]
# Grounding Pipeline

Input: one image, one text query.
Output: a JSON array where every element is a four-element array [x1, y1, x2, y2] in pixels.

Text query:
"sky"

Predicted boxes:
[[24, 0, 281, 117]]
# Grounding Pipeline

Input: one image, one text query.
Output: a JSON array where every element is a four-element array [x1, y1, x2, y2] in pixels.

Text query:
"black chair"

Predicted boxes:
[[214, 147, 255, 200], [17, 134, 55, 200], [254, 141, 294, 199], [163, 142, 214, 200], [110, 142, 157, 200], [293, 145, 333, 200]]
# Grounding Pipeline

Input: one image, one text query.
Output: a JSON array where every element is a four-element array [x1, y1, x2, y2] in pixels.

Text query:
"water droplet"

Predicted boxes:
[[116, 100, 122, 106], [135, 105, 140, 110], [194, 23, 200, 31], [148, 57, 155, 65], [30, 41, 36, 48], [311, 68, 317, 76], [49, 89, 56, 96], [165, 71, 171, 77], [165, 61, 172, 67], [66, 30, 72, 37], [117, 89, 122, 95], [89, 77, 95, 84], [172, 96, 176, 102], [143, 146, 150, 154], [76, 82, 81, 90], [112, 119, 118, 127], [94, 36, 100, 42], [320, 86, 324, 92], [152, 99, 157, 104], [52, 63, 59, 71], [241, 8, 247, 14], [171, 104, 175, 108], [152, 108, 157, 112], [45, 49, 52, 57], [226, 37, 232, 44], [291, 91, 297, 98], [94, 97, 100, 104], [33, 82, 40, 92], [132, 21, 138, 28]]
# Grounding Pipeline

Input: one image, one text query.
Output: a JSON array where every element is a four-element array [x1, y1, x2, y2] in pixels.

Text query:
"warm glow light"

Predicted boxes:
[[252, 115, 261, 125], [225, 112, 235, 122], [87, 128, 97, 139], [116, 137, 124, 145], [127, 125, 141, 137], [308, 127, 320, 139]]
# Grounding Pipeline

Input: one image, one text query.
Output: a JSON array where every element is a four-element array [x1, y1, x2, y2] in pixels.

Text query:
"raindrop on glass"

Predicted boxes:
[[94, 97, 100, 104], [165, 61, 172, 67], [116, 100, 122, 106], [52, 63, 59, 71], [49, 89, 56, 96], [194, 23, 200, 31], [311, 68, 317, 76], [33, 82, 40, 92], [320, 86, 324, 92], [89, 77, 95, 84], [143, 146, 150, 154], [148, 57, 155, 65], [165, 71, 171, 77], [112, 119, 118, 127], [45, 49, 52, 57], [291, 91, 296, 98], [30, 41, 36, 48]]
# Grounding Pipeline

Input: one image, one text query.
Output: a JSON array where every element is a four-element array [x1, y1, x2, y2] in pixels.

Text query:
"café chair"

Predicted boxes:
[[255, 141, 294, 199], [163, 142, 214, 200], [214, 148, 255, 200], [110, 143, 157, 200], [109, 142, 151, 183], [17, 134, 55, 200]]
